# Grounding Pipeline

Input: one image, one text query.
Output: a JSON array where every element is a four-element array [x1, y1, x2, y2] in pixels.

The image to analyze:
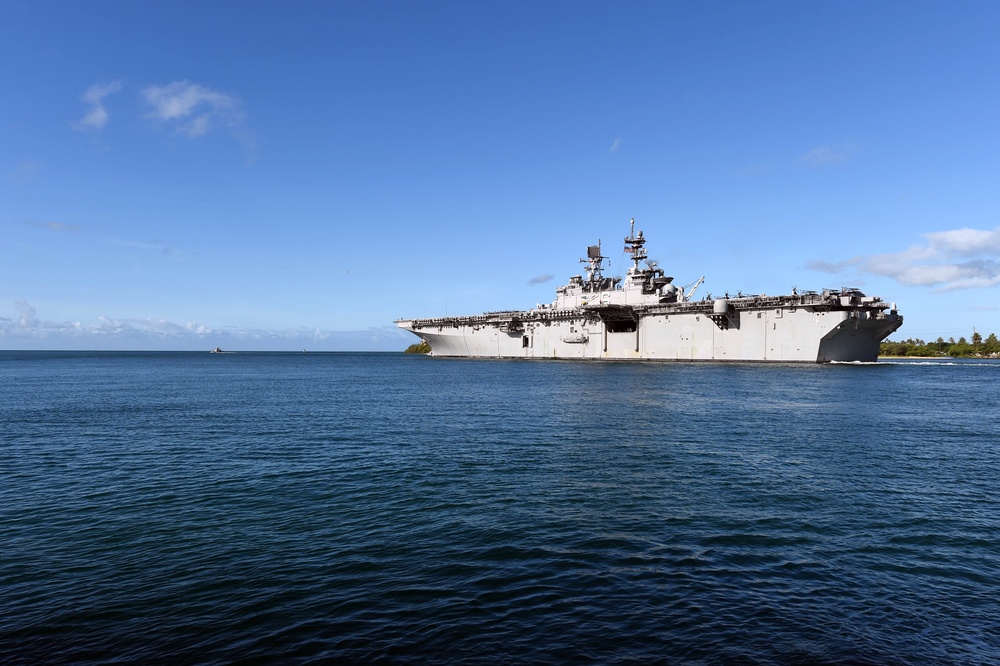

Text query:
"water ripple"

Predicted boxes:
[[2, 352, 999, 664]]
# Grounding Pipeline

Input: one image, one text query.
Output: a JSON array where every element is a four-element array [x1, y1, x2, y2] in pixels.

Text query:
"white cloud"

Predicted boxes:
[[924, 227, 1000, 255], [140, 80, 245, 138], [74, 81, 122, 131], [1, 300, 410, 351], [15, 299, 39, 329], [4, 300, 215, 339], [609, 136, 622, 153], [809, 225, 1000, 291]]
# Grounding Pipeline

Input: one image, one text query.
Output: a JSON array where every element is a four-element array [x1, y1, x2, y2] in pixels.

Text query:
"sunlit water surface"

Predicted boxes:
[[2, 352, 999, 664]]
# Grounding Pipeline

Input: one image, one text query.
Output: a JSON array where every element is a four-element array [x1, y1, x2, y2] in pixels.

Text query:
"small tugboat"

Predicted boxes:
[[210, 347, 223, 354]]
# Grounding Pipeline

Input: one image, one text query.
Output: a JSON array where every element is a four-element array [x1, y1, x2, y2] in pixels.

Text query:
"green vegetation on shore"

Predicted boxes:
[[404, 341, 431, 354], [881, 330, 1000, 358]]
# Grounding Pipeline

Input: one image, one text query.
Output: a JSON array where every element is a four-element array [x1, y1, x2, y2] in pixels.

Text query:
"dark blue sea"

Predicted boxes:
[[2, 352, 999, 665]]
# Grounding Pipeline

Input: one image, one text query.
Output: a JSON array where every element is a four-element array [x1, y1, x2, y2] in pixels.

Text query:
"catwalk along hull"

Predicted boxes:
[[397, 220, 903, 363]]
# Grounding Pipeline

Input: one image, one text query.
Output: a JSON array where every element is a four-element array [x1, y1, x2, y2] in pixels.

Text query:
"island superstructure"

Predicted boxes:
[[396, 219, 903, 362]]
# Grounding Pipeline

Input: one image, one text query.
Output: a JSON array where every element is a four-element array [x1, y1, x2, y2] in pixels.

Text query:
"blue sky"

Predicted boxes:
[[3, 1, 999, 350]]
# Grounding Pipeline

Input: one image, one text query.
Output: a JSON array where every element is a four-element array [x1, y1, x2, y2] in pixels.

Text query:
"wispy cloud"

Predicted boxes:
[[105, 237, 179, 257], [71, 80, 253, 157], [12, 219, 81, 232], [3, 302, 216, 339], [528, 274, 555, 286], [1, 300, 410, 351], [13, 218, 189, 257], [798, 145, 849, 166], [609, 136, 622, 153], [74, 81, 122, 131], [741, 163, 774, 177], [808, 225, 1000, 291], [7, 160, 43, 183], [140, 80, 246, 139], [15, 300, 39, 329]]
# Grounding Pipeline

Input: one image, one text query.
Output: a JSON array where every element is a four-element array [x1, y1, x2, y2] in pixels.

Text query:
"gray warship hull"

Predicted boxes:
[[397, 220, 903, 363]]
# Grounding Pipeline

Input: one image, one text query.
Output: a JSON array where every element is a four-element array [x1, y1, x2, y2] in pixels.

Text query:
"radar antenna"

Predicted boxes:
[[624, 217, 647, 271], [580, 240, 606, 291]]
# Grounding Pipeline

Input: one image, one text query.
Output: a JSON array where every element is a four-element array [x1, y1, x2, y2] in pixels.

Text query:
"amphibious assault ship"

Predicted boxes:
[[396, 219, 903, 362]]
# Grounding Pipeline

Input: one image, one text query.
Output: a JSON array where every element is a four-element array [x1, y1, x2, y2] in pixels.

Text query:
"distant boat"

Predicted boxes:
[[211, 347, 223, 354]]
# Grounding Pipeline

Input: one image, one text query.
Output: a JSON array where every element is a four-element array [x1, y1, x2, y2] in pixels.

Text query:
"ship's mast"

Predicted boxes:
[[580, 240, 606, 291], [624, 217, 647, 271]]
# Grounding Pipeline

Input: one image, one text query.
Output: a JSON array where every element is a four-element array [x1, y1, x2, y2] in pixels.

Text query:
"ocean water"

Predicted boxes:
[[1, 351, 999, 664]]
